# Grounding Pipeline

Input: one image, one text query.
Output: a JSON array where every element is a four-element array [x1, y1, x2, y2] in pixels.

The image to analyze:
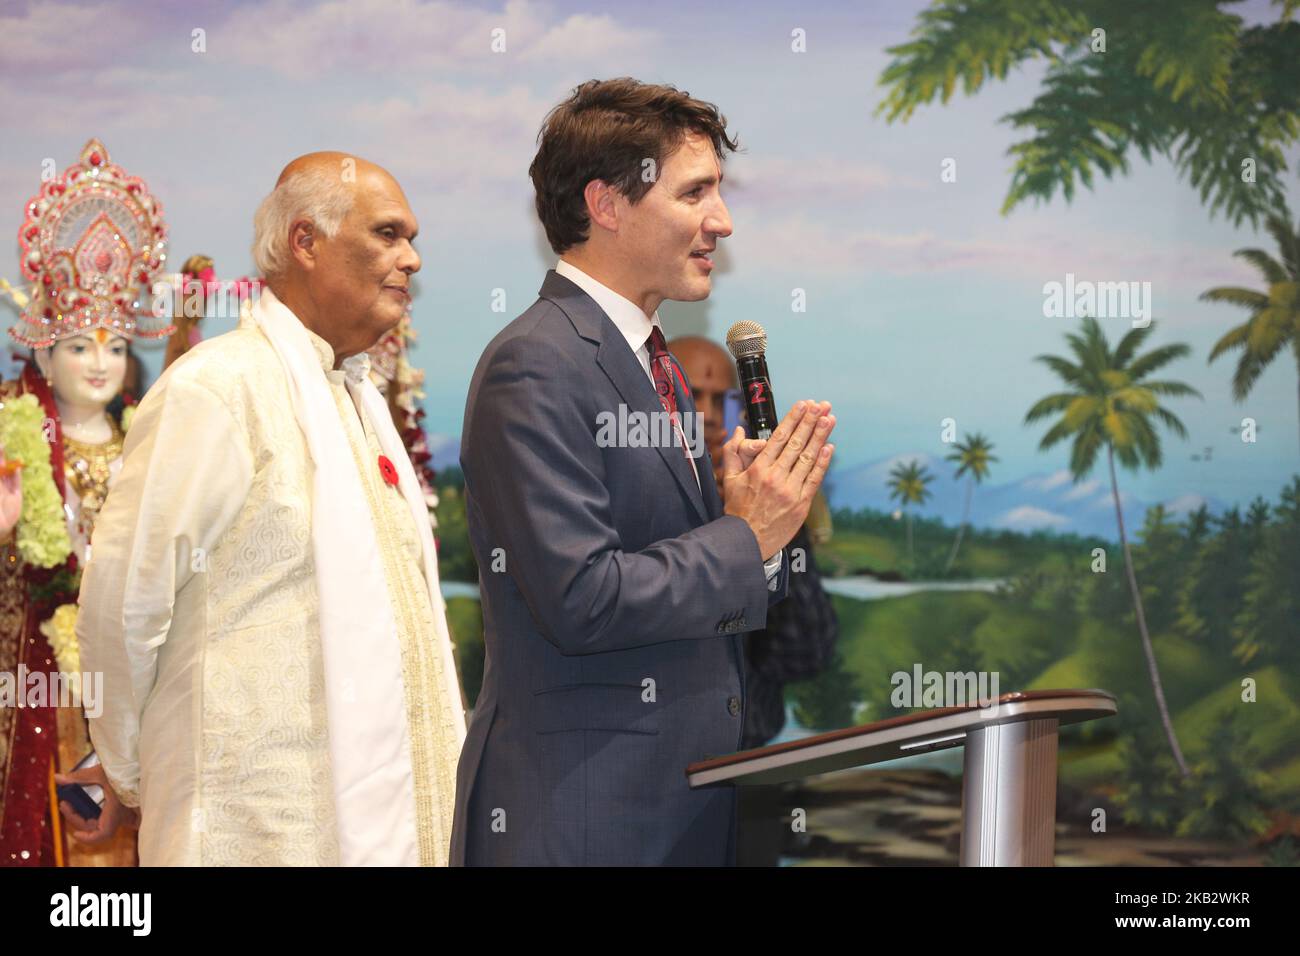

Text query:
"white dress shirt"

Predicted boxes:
[[555, 259, 782, 585]]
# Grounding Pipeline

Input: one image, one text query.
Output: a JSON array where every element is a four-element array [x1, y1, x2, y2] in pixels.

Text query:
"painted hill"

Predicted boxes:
[[828, 453, 1228, 540]]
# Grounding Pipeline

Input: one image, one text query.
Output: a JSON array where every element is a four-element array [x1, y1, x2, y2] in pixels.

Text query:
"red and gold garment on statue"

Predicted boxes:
[[0, 138, 170, 866], [0, 365, 135, 866]]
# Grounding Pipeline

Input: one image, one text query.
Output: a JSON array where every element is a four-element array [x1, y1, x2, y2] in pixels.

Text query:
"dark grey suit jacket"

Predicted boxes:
[[450, 269, 788, 865]]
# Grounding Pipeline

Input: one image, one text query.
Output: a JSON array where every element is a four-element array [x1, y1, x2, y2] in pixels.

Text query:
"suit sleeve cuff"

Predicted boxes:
[[763, 550, 783, 591]]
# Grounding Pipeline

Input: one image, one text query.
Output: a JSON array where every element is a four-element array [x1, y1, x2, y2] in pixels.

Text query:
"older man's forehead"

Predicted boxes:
[[355, 164, 406, 200], [354, 171, 418, 228]]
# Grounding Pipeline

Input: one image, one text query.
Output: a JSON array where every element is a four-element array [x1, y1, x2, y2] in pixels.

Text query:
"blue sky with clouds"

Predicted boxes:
[[2, 0, 1296, 532]]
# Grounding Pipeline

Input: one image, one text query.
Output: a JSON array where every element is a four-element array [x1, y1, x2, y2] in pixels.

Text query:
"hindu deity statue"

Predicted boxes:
[[0, 138, 172, 866]]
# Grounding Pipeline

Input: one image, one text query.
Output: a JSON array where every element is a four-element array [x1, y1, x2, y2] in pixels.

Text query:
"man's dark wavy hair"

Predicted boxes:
[[529, 77, 739, 254]]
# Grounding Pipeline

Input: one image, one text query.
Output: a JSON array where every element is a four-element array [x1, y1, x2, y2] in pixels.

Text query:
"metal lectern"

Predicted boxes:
[[686, 689, 1117, 866]]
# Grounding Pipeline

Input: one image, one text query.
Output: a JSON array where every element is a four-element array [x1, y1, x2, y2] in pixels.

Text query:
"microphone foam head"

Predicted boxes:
[[726, 320, 767, 359]]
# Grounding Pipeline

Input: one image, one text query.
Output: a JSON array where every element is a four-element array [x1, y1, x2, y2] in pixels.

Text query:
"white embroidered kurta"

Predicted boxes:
[[76, 309, 464, 866]]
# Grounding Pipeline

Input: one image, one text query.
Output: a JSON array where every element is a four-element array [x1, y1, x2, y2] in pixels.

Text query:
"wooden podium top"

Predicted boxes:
[[686, 688, 1117, 788]]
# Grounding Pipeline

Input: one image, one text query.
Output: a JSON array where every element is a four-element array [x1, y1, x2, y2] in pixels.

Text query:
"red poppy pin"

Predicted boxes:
[[377, 455, 399, 487]]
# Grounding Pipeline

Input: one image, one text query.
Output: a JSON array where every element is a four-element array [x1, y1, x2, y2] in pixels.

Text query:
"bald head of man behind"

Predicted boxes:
[[251, 151, 420, 367], [667, 335, 739, 493]]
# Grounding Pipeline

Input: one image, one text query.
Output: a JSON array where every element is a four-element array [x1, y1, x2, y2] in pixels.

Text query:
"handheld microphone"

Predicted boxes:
[[725, 321, 778, 440]]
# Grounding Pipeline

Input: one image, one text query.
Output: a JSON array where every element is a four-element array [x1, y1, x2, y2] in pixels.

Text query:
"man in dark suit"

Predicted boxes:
[[452, 77, 837, 865]]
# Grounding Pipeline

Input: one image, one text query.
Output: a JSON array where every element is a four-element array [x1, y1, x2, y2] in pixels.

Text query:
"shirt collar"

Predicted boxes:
[[555, 259, 663, 354], [302, 323, 336, 374], [291, 305, 372, 385], [246, 287, 372, 386]]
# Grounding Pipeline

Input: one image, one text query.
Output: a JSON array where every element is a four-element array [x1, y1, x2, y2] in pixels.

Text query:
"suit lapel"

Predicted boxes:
[[540, 271, 709, 525], [596, 329, 710, 526], [667, 355, 724, 522]]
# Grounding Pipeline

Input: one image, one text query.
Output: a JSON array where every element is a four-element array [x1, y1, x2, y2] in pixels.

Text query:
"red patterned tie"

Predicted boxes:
[[647, 326, 679, 419], [647, 327, 699, 484]]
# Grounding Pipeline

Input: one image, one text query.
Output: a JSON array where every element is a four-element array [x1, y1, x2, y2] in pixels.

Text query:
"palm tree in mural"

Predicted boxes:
[[1025, 318, 1200, 777], [1202, 213, 1300, 454], [877, 1, 1300, 229], [942, 432, 998, 575], [887, 460, 934, 567]]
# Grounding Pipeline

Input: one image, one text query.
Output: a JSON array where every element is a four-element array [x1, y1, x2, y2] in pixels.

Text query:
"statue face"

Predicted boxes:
[[45, 331, 128, 408]]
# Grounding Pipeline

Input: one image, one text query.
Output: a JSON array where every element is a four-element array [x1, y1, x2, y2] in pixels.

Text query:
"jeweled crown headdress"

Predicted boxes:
[[9, 138, 174, 348]]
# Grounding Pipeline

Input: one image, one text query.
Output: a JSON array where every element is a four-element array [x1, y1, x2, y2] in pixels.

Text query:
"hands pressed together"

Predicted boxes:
[[721, 399, 836, 561]]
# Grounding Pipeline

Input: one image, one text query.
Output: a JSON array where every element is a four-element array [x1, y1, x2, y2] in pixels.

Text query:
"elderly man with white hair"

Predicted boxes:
[[68, 152, 466, 866]]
